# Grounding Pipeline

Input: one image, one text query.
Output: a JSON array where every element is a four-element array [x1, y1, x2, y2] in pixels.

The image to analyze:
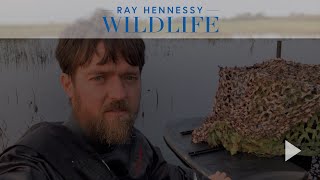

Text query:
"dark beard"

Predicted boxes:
[[88, 112, 137, 145], [72, 94, 139, 145], [76, 100, 138, 145]]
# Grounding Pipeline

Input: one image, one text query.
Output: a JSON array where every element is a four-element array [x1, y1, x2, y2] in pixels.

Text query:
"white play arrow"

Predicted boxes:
[[285, 140, 301, 161]]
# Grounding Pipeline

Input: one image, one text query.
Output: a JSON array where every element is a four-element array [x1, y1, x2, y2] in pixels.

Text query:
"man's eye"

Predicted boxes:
[[92, 76, 105, 82], [125, 75, 138, 81]]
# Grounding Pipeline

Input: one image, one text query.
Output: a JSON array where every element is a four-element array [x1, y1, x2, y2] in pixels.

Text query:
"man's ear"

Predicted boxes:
[[60, 73, 74, 99]]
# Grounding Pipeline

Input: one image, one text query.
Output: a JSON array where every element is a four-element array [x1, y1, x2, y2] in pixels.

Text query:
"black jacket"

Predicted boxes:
[[0, 121, 209, 180]]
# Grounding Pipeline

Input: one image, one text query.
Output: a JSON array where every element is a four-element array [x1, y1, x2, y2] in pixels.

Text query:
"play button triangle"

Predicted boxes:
[[285, 140, 301, 161]]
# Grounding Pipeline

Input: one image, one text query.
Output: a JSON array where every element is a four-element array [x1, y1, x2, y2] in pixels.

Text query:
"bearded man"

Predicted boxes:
[[0, 39, 230, 180]]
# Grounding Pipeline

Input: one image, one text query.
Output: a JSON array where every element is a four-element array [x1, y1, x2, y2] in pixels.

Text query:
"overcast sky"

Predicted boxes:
[[0, 0, 320, 24]]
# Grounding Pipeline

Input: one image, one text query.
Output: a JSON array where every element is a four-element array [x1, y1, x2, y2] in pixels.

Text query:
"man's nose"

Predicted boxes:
[[107, 76, 127, 100]]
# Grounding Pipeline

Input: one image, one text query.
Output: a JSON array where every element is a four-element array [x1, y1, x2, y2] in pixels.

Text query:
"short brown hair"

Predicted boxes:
[[55, 39, 145, 76]]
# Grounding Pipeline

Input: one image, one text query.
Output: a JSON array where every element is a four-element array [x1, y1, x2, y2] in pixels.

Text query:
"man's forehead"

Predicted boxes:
[[92, 41, 123, 64], [82, 57, 139, 73], [85, 42, 117, 68], [77, 41, 140, 73], [96, 41, 106, 55]]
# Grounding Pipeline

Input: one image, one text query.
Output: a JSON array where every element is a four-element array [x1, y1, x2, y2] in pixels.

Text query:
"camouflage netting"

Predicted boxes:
[[192, 59, 320, 157]]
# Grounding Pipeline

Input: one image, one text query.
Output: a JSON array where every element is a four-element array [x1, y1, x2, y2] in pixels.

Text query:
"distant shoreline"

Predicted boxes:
[[0, 16, 320, 38]]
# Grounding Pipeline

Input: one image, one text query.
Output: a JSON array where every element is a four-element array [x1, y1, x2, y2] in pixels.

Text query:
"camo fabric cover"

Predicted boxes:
[[308, 156, 320, 179], [192, 59, 320, 156]]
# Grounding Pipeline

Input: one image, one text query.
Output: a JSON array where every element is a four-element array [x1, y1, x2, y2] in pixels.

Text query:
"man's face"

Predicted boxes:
[[64, 42, 141, 144]]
